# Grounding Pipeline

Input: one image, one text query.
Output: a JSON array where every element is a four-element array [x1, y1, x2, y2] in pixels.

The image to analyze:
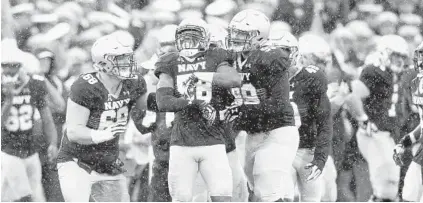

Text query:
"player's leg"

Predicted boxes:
[[320, 156, 337, 202], [24, 153, 46, 202], [90, 173, 130, 202], [283, 159, 299, 201], [199, 144, 233, 202], [192, 172, 210, 202], [57, 161, 92, 201], [356, 130, 400, 201], [251, 126, 300, 202], [1, 152, 32, 202], [227, 149, 248, 202], [149, 159, 171, 202], [168, 145, 198, 202], [244, 135, 257, 201], [295, 149, 324, 202], [402, 161, 423, 201]]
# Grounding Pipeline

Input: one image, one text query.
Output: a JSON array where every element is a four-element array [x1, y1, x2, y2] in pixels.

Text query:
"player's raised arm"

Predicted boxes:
[[156, 72, 193, 112]]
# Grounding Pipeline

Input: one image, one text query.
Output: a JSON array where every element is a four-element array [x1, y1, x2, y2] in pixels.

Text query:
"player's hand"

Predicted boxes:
[[393, 144, 405, 166], [358, 119, 378, 137], [104, 120, 127, 137], [223, 105, 242, 123], [305, 163, 322, 182], [199, 101, 216, 126], [47, 144, 58, 163]]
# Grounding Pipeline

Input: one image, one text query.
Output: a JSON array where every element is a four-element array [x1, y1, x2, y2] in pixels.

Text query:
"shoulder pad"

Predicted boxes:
[[259, 48, 290, 72]]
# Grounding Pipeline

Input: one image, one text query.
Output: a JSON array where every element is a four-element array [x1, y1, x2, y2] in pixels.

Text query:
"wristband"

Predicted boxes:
[[91, 129, 113, 144]]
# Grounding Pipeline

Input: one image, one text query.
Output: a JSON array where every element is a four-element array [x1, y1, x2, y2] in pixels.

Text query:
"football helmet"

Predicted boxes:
[[298, 34, 332, 69], [91, 34, 137, 79], [414, 42, 423, 73], [375, 34, 408, 73], [267, 31, 298, 66], [1, 45, 25, 85], [227, 9, 270, 52], [175, 18, 210, 58]]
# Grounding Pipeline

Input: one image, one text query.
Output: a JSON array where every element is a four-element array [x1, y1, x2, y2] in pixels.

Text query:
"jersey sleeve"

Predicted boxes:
[[208, 48, 232, 69], [154, 52, 178, 79], [30, 75, 48, 109], [308, 69, 332, 170], [129, 75, 147, 101], [69, 76, 98, 109], [359, 65, 381, 92], [260, 48, 291, 73]]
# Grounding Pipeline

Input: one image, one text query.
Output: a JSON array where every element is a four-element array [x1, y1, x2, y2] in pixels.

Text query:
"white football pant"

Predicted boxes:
[[244, 126, 299, 202]]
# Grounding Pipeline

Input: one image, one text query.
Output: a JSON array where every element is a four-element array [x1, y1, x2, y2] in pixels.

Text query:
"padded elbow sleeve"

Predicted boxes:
[[156, 87, 190, 112]]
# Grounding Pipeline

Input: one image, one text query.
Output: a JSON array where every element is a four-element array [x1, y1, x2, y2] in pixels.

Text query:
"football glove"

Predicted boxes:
[[92, 120, 127, 144], [199, 101, 217, 126], [393, 144, 405, 166], [223, 105, 242, 124], [305, 163, 322, 182]]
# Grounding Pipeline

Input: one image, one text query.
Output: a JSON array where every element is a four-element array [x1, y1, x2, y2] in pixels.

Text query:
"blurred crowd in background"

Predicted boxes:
[[1, 0, 423, 201]]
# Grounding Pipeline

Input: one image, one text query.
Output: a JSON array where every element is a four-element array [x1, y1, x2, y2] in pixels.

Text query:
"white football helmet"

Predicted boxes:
[[1, 45, 26, 86], [91, 34, 137, 79], [175, 18, 210, 58], [298, 34, 332, 69], [227, 9, 270, 52], [208, 24, 228, 49], [267, 31, 298, 66], [374, 34, 408, 73]]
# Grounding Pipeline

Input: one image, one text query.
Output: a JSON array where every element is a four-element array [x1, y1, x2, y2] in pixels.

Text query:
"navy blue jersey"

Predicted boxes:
[[57, 72, 146, 166], [1, 75, 47, 158], [230, 47, 295, 134], [154, 48, 232, 147], [290, 66, 332, 170], [360, 65, 403, 132]]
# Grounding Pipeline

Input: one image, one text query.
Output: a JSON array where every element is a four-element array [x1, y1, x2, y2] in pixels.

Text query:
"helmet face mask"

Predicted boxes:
[[414, 44, 423, 73], [1, 62, 25, 88], [227, 26, 259, 52], [105, 53, 137, 79], [175, 24, 209, 56]]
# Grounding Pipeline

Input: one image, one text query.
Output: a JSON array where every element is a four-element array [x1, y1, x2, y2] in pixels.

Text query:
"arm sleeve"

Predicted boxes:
[[359, 66, 379, 92], [131, 75, 148, 100], [31, 76, 48, 109], [310, 76, 333, 170], [242, 60, 291, 117], [147, 92, 158, 112]]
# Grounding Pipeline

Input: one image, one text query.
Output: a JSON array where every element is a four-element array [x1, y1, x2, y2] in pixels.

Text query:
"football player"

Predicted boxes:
[[346, 34, 409, 201], [1, 43, 57, 202], [225, 9, 299, 202], [393, 42, 423, 202], [191, 23, 249, 202], [154, 18, 241, 202], [57, 34, 148, 202], [267, 32, 333, 201], [139, 24, 178, 202]]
